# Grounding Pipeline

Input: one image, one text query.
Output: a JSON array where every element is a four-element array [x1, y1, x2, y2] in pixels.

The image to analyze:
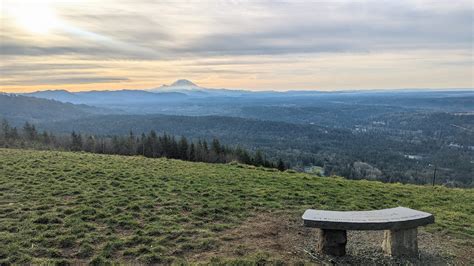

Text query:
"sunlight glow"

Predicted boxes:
[[8, 1, 62, 34]]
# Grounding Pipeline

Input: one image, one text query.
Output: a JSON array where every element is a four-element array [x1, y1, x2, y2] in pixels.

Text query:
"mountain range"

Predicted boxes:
[[5, 80, 472, 117]]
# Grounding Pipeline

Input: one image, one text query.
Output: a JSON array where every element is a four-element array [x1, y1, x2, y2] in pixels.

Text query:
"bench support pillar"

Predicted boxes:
[[382, 227, 418, 257], [318, 229, 347, 256]]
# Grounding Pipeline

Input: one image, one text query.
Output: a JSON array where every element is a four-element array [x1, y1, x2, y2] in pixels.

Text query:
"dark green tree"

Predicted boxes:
[[23, 122, 38, 140], [254, 150, 264, 166], [178, 136, 189, 160], [189, 143, 196, 161], [71, 131, 83, 151], [277, 158, 286, 171]]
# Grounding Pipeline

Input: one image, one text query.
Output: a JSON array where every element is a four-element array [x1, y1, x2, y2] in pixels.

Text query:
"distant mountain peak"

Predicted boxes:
[[170, 79, 197, 87], [26, 89, 77, 97], [33, 89, 74, 94]]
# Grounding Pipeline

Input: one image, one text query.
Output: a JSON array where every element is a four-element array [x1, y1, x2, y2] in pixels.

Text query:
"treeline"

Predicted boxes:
[[0, 120, 287, 171]]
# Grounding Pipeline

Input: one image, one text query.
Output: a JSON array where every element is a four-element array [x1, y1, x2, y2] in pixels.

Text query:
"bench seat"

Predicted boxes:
[[302, 207, 434, 230], [302, 207, 434, 257]]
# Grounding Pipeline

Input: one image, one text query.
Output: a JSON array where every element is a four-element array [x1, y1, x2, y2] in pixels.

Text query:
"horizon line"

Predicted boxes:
[[2, 87, 474, 94]]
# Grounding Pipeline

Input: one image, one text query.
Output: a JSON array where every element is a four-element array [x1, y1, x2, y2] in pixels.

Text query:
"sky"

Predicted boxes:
[[0, 0, 473, 92]]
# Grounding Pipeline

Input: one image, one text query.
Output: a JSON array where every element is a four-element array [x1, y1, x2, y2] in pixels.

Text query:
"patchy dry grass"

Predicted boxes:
[[0, 148, 472, 264], [191, 211, 473, 265]]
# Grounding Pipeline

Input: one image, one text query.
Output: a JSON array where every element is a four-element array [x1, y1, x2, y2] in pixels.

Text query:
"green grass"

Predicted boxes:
[[0, 148, 472, 264]]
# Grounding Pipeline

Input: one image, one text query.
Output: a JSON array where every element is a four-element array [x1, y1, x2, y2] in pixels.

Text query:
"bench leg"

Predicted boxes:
[[318, 229, 347, 256], [382, 227, 418, 257]]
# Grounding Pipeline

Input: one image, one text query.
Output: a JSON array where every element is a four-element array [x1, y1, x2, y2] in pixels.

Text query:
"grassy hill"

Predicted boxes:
[[0, 149, 472, 264]]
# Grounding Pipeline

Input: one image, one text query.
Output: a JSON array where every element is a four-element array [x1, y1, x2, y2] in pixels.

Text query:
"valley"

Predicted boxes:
[[2, 84, 473, 187]]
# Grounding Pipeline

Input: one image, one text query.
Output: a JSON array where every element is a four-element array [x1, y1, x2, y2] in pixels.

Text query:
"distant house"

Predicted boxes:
[[404, 155, 423, 160]]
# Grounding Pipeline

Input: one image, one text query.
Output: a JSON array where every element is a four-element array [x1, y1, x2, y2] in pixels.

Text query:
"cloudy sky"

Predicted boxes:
[[0, 0, 472, 92]]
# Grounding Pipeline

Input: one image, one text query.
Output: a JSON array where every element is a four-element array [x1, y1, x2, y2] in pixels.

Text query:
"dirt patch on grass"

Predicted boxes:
[[188, 211, 473, 265]]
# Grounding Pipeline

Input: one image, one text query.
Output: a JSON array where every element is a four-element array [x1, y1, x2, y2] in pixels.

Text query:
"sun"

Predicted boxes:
[[7, 1, 62, 34]]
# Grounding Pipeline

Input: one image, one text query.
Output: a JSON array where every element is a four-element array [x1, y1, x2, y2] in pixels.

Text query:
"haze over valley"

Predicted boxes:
[[2, 80, 473, 187]]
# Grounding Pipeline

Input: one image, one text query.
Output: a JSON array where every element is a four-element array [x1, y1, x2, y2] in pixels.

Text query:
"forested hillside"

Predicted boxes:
[[38, 114, 474, 187], [1, 92, 472, 187], [0, 94, 112, 124], [0, 119, 284, 170]]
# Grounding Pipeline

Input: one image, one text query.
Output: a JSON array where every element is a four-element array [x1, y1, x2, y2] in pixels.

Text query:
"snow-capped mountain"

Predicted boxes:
[[149, 79, 251, 97], [150, 79, 203, 92]]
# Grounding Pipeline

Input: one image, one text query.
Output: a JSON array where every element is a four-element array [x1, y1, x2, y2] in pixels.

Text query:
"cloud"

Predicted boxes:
[[1, 76, 129, 86], [0, 63, 102, 73], [0, 0, 472, 90], [2, 1, 472, 58], [173, 1, 472, 56]]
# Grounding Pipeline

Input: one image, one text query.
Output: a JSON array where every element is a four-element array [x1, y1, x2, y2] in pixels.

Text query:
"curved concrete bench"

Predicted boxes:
[[302, 207, 434, 257]]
